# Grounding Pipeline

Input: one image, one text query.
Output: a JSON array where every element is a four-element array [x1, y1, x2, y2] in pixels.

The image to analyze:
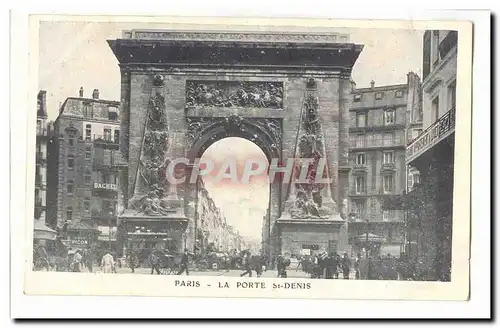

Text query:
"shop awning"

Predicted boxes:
[[354, 233, 386, 243], [33, 220, 57, 241], [380, 245, 402, 257]]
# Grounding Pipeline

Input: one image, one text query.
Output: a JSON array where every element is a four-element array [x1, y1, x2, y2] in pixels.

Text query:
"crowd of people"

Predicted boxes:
[[34, 242, 406, 280], [294, 251, 358, 279]]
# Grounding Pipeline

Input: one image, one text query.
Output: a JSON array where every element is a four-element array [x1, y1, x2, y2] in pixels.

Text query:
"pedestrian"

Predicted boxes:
[[334, 253, 341, 279], [100, 250, 115, 274], [322, 253, 331, 279], [240, 251, 253, 277], [149, 250, 161, 275], [354, 253, 361, 280], [71, 250, 83, 273], [342, 252, 351, 279], [177, 248, 191, 276], [82, 248, 94, 273], [128, 248, 139, 273]]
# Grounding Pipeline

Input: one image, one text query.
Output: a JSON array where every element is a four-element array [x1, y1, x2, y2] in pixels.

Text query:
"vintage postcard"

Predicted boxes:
[[19, 14, 473, 302]]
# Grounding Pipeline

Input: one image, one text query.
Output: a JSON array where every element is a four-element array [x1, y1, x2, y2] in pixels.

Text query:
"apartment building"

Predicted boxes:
[[348, 73, 421, 257], [46, 88, 121, 250], [404, 30, 457, 281]]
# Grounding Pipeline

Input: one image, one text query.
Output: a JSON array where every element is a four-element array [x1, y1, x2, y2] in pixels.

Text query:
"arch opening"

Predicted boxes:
[[195, 137, 270, 257]]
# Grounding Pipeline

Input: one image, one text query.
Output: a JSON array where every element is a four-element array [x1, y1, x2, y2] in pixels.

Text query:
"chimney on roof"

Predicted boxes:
[[79, 87, 84, 98], [370, 80, 375, 90], [92, 89, 100, 100]]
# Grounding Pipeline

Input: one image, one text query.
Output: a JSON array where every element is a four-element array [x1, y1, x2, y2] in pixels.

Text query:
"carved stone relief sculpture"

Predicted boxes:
[[185, 81, 284, 109], [129, 76, 173, 216], [287, 92, 337, 220]]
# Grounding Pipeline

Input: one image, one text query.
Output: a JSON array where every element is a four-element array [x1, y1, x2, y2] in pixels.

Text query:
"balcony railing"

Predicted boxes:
[[381, 163, 397, 171], [350, 136, 405, 149], [406, 107, 455, 163], [93, 159, 120, 171]]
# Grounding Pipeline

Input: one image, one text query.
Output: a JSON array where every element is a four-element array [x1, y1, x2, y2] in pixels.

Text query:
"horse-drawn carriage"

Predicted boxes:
[[205, 252, 230, 271], [148, 249, 185, 275]]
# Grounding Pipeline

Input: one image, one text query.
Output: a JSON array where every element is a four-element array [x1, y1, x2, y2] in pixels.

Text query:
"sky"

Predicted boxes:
[[38, 21, 424, 241]]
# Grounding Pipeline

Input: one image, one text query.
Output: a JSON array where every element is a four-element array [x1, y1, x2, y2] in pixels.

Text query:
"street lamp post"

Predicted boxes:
[[365, 218, 371, 280], [108, 211, 113, 251]]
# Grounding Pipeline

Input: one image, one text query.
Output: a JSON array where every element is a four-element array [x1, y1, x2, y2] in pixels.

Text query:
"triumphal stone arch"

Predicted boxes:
[[108, 30, 363, 260]]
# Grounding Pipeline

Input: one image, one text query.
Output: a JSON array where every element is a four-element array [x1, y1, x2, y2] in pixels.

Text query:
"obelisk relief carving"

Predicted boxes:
[[281, 80, 341, 221], [127, 74, 182, 217]]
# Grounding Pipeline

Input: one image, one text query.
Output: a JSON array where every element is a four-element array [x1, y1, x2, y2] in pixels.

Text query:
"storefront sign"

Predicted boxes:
[[93, 182, 117, 190], [70, 236, 89, 246], [302, 244, 319, 250]]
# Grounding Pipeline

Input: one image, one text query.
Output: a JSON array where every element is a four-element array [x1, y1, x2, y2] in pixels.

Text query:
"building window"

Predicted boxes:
[[83, 199, 90, 213], [447, 80, 456, 110], [383, 151, 394, 164], [431, 96, 440, 122], [353, 199, 366, 218], [67, 180, 74, 194], [85, 146, 92, 159], [383, 175, 394, 193], [114, 130, 120, 144], [68, 135, 75, 146], [383, 132, 395, 146], [108, 108, 118, 121], [84, 174, 92, 185], [356, 134, 366, 148], [85, 124, 92, 141], [67, 155, 74, 169], [83, 104, 93, 118], [409, 172, 421, 189], [354, 94, 362, 102], [356, 113, 367, 128], [355, 153, 366, 165], [375, 92, 384, 100], [104, 128, 112, 142], [355, 176, 366, 194], [66, 207, 73, 222], [384, 109, 395, 125], [382, 210, 396, 221], [395, 90, 404, 98]]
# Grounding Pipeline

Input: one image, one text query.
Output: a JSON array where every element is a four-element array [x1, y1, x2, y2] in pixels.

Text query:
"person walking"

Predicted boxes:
[[334, 253, 341, 279], [240, 251, 253, 277], [100, 250, 115, 274], [354, 253, 362, 279], [177, 248, 191, 276], [341, 252, 351, 279], [128, 248, 139, 273], [149, 250, 161, 275], [71, 250, 83, 273]]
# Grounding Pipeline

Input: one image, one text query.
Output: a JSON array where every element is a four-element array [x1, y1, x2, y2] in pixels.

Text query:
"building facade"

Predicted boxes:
[[46, 88, 121, 251], [347, 73, 422, 257], [33, 90, 57, 243], [405, 30, 457, 281], [196, 179, 245, 254]]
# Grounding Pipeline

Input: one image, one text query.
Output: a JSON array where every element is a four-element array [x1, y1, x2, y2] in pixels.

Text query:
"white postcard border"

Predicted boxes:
[[9, 5, 489, 319]]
